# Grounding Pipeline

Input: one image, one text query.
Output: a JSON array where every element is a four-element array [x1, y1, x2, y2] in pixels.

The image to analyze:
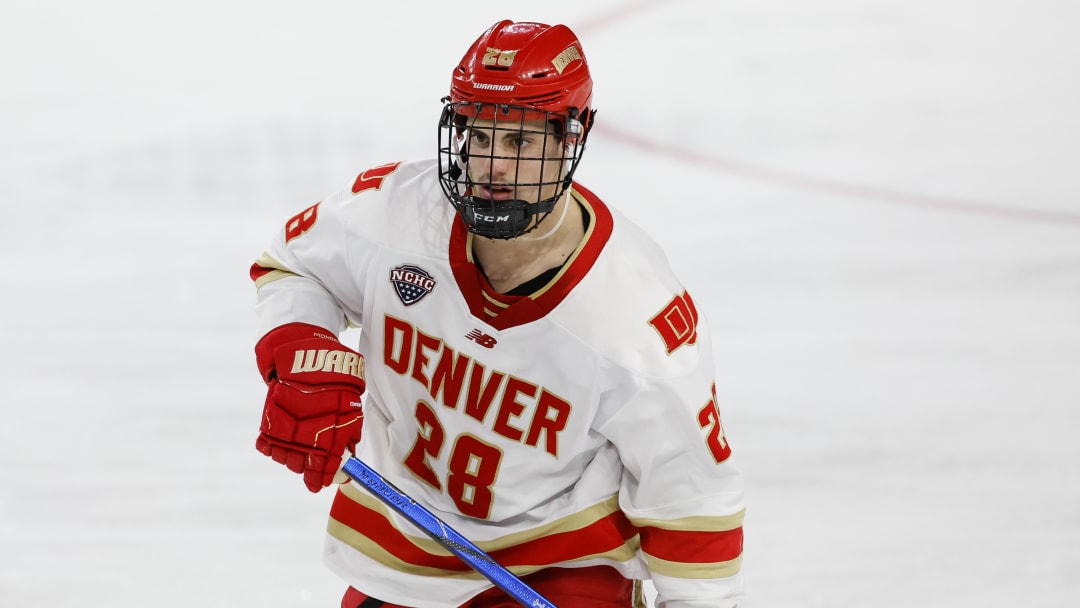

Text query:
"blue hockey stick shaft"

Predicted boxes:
[[341, 457, 557, 608]]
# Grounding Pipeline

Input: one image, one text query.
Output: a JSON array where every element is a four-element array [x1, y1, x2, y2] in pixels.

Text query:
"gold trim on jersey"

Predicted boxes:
[[632, 579, 647, 608], [449, 182, 614, 330], [252, 252, 298, 289], [629, 508, 745, 533], [327, 517, 486, 579], [328, 484, 640, 576], [644, 553, 743, 580], [338, 482, 625, 552], [327, 516, 640, 579], [464, 187, 598, 307], [480, 290, 511, 310], [526, 188, 596, 301]]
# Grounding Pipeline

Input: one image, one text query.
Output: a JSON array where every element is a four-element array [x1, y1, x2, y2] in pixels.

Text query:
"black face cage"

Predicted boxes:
[[438, 99, 594, 239]]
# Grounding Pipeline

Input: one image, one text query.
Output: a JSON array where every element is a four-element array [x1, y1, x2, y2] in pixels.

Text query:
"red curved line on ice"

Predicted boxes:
[[577, 0, 1080, 228]]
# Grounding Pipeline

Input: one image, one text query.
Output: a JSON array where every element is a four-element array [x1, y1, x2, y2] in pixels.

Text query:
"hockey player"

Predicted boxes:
[[250, 19, 745, 608]]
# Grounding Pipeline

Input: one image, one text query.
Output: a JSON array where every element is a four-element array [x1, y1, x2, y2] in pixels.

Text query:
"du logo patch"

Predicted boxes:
[[389, 264, 437, 306], [649, 290, 699, 354]]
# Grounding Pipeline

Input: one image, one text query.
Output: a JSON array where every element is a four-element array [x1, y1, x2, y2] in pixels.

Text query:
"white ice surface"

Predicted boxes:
[[1, 1, 1078, 607]]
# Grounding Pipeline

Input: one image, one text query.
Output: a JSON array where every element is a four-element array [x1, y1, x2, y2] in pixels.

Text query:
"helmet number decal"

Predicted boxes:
[[482, 47, 517, 67]]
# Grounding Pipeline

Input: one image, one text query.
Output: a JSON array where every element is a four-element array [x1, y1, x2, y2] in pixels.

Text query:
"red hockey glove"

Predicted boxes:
[[255, 323, 365, 493]]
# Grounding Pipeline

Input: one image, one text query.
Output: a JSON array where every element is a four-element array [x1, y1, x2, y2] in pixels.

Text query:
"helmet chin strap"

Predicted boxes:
[[518, 153, 576, 242], [518, 190, 571, 242]]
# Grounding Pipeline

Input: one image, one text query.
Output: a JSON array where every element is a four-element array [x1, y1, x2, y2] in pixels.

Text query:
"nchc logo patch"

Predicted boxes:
[[389, 264, 437, 306]]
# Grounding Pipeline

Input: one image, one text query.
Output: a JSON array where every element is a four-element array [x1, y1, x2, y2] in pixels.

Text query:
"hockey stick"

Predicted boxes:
[[342, 457, 557, 608]]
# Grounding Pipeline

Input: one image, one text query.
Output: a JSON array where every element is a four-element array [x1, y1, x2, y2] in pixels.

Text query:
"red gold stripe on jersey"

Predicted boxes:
[[327, 483, 639, 578], [250, 253, 297, 288], [632, 510, 745, 579]]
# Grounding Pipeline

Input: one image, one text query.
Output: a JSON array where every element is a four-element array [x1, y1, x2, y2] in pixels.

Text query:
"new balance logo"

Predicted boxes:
[[465, 329, 497, 348]]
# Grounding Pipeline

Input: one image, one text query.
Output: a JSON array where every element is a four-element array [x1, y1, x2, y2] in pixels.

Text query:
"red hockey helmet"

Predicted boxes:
[[449, 20, 593, 127], [438, 20, 597, 239]]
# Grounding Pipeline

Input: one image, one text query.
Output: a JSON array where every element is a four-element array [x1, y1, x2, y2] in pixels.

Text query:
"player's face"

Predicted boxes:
[[465, 117, 567, 205]]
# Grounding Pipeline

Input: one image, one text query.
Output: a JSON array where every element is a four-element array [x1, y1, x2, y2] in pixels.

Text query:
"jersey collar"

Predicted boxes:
[[449, 183, 614, 330]]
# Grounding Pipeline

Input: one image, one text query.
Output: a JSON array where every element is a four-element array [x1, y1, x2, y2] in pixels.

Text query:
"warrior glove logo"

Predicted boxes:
[[291, 349, 365, 380], [390, 264, 437, 306]]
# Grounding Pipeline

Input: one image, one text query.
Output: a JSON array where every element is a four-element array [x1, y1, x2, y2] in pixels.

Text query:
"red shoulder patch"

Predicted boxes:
[[649, 290, 699, 354], [351, 161, 403, 194]]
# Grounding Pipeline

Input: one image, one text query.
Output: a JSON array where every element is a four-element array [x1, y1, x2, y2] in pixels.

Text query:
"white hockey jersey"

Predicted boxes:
[[251, 159, 745, 607]]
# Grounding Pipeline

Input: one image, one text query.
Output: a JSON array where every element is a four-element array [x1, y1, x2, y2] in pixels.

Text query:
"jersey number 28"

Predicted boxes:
[[403, 400, 503, 519]]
